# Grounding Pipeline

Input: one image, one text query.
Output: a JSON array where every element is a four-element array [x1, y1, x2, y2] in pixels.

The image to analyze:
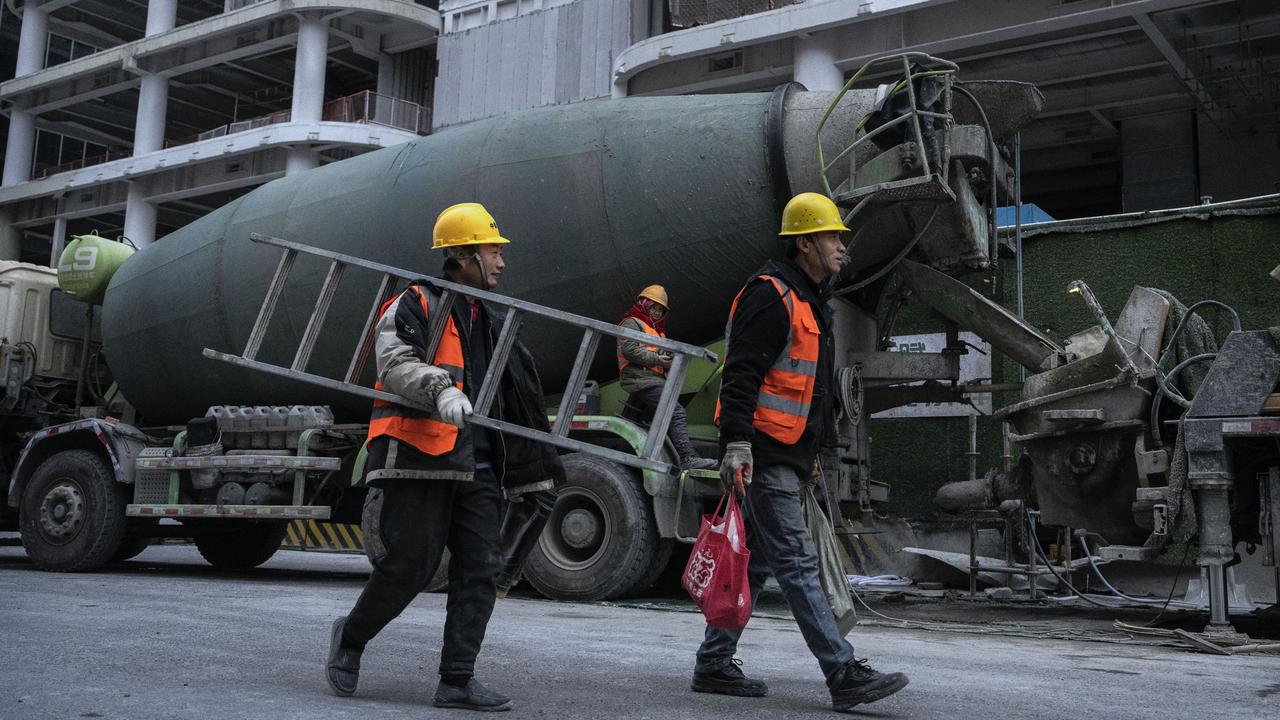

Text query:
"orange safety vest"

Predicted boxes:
[[366, 285, 466, 456], [715, 275, 820, 445], [617, 318, 669, 379]]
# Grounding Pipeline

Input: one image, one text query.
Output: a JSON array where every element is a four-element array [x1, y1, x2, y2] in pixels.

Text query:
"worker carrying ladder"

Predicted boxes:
[[202, 232, 719, 477]]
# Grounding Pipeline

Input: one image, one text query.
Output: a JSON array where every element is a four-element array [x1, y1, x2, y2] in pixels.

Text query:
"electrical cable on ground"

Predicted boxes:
[[1145, 542, 1194, 626]]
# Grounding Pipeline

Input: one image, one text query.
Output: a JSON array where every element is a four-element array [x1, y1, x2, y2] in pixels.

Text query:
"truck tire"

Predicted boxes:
[[194, 522, 288, 570], [19, 449, 128, 572], [523, 453, 662, 600], [361, 487, 450, 592]]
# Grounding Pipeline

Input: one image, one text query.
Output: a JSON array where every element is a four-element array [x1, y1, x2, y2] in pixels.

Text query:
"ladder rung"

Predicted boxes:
[[642, 354, 689, 460], [552, 329, 601, 436], [344, 273, 397, 384], [423, 289, 458, 363], [473, 309, 523, 417], [292, 259, 346, 372], [243, 248, 297, 360]]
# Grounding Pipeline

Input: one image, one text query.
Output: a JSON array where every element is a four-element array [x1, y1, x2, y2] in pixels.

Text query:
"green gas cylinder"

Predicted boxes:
[[57, 232, 135, 305]]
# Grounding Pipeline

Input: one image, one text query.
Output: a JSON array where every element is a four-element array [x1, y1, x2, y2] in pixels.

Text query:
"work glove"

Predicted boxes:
[[435, 386, 473, 429], [719, 441, 753, 495], [656, 352, 673, 370]]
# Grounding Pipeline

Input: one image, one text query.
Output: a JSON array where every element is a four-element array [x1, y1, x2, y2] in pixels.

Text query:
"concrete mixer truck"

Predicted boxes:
[[3, 54, 1045, 600]]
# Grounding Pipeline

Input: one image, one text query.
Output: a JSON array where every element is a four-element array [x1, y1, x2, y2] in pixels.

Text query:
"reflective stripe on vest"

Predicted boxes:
[[366, 285, 465, 456], [715, 274, 820, 445], [616, 318, 668, 378]]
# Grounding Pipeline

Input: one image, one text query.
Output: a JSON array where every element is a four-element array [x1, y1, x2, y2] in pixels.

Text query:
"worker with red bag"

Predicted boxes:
[[692, 193, 909, 712]]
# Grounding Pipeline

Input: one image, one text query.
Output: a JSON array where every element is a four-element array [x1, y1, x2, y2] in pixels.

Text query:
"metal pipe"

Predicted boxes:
[[967, 413, 978, 482], [1067, 279, 1139, 377]]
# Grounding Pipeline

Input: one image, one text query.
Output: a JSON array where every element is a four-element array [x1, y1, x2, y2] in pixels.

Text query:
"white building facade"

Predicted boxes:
[[0, 0, 441, 263]]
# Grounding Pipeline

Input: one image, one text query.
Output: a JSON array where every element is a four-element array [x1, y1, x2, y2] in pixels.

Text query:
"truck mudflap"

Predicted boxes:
[[127, 504, 331, 519]]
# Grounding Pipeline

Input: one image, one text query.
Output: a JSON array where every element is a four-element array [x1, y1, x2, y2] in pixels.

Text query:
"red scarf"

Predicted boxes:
[[620, 299, 665, 334]]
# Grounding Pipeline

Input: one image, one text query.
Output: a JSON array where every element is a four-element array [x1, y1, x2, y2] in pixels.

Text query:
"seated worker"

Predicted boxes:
[[616, 285, 717, 471]]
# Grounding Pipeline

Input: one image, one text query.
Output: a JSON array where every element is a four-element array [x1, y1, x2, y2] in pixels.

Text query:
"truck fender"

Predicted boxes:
[[6, 418, 149, 509]]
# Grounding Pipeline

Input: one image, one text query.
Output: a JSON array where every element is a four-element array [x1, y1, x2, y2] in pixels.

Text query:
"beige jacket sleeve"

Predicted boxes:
[[374, 295, 454, 410]]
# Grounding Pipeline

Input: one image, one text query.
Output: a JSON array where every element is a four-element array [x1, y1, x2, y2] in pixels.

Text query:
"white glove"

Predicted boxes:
[[720, 441, 753, 494], [435, 386, 472, 428]]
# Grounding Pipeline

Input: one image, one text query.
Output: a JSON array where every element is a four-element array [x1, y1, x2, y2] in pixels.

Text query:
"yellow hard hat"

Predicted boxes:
[[432, 202, 510, 250], [638, 284, 668, 308], [778, 192, 850, 236]]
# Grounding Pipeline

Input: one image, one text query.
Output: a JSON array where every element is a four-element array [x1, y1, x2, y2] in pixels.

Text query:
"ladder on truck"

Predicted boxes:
[[202, 233, 719, 475]]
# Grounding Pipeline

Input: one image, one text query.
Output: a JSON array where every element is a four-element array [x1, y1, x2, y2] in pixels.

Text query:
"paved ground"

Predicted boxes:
[[2, 542, 1278, 720]]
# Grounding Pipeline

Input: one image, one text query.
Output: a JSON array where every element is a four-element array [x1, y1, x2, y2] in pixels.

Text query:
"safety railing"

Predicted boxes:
[[815, 52, 959, 226]]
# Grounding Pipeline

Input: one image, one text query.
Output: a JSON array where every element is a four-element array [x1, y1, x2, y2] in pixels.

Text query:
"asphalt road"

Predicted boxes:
[[1, 542, 1277, 720]]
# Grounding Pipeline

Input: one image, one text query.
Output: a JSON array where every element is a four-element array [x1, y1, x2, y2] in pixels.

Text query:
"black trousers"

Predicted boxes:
[[625, 385, 698, 459], [343, 468, 502, 680]]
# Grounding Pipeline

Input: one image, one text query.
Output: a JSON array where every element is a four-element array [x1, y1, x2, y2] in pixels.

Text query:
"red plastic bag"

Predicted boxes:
[[681, 492, 752, 629]]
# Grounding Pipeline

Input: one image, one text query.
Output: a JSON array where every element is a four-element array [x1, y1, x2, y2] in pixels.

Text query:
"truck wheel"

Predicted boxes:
[[19, 449, 127, 572], [194, 523, 288, 570], [361, 487, 449, 592], [523, 453, 662, 600]]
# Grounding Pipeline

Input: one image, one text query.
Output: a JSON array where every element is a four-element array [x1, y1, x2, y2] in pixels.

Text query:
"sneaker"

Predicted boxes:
[[325, 617, 361, 697], [681, 456, 719, 471], [691, 658, 768, 697], [830, 659, 908, 711], [432, 678, 512, 712]]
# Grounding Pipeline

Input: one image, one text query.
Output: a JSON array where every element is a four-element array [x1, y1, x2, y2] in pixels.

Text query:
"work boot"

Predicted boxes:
[[829, 659, 908, 711], [691, 658, 769, 697], [681, 455, 719, 472], [433, 678, 512, 712], [325, 616, 361, 697]]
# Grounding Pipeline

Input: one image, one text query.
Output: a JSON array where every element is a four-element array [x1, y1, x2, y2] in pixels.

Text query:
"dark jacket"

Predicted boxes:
[[365, 281, 565, 495], [718, 259, 838, 474]]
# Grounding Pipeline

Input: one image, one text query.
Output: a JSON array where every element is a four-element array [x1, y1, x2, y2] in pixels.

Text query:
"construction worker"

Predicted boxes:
[[327, 202, 563, 712], [617, 285, 717, 471], [692, 192, 908, 711]]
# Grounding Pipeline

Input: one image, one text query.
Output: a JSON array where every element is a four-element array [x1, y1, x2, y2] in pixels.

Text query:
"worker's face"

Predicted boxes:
[[646, 302, 667, 324], [455, 243, 505, 290], [799, 231, 849, 280]]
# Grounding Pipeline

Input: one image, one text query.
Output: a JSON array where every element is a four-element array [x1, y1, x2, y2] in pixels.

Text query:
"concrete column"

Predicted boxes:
[[14, 5, 49, 76], [2, 108, 38, 186], [146, 0, 178, 35], [121, 0, 178, 244], [123, 183, 157, 247], [0, 210, 22, 261], [2, 6, 50, 186], [376, 52, 395, 97], [287, 13, 328, 175], [133, 74, 170, 154], [50, 211, 68, 267], [793, 32, 845, 92]]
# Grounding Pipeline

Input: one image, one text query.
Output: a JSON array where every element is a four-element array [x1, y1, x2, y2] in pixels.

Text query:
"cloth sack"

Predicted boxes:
[[802, 483, 858, 635]]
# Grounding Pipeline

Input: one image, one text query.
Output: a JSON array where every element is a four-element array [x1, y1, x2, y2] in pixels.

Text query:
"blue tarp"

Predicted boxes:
[[996, 204, 1054, 227]]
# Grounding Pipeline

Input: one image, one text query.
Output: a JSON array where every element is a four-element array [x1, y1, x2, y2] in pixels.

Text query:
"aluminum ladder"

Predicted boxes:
[[202, 233, 719, 475]]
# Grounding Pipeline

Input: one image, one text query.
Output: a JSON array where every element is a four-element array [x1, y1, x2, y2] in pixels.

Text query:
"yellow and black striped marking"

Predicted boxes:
[[283, 520, 364, 552]]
